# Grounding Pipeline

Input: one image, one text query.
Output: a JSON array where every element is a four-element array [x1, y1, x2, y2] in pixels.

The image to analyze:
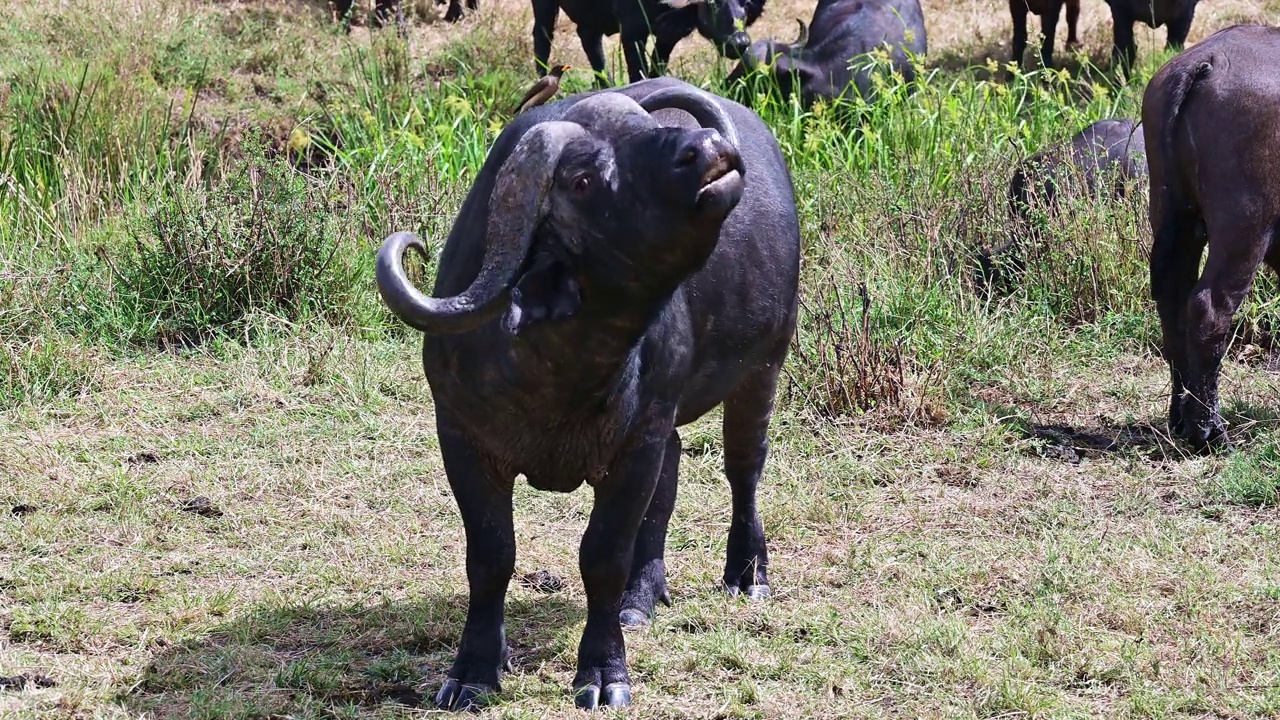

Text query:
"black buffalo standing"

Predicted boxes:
[[1105, 0, 1200, 71], [727, 0, 927, 107], [531, 0, 766, 85], [375, 79, 800, 710], [1145, 24, 1280, 449], [1008, 0, 1080, 70]]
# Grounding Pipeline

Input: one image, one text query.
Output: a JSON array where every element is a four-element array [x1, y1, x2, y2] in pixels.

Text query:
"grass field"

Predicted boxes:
[[3, 0, 1280, 717]]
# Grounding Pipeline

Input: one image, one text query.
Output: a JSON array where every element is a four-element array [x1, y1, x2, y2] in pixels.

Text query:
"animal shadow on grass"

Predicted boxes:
[[121, 592, 580, 717], [1001, 414, 1178, 463], [1011, 402, 1280, 462]]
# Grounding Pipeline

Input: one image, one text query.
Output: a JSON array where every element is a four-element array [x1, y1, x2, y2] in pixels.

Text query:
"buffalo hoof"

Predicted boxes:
[[619, 607, 649, 628], [434, 679, 497, 712], [574, 682, 632, 710], [723, 582, 770, 600]]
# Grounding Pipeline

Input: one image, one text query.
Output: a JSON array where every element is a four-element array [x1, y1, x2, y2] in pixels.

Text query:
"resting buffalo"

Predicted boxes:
[[531, 0, 765, 85], [1009, 0, 1079, 69], [1145, 24, 1280, 449], [979, 119, 1147, 292], [727, 0, 927, 107], [376, 78, 800, 710], [1105, 0, 1199, 71], [1009, 119, 1147, 218]]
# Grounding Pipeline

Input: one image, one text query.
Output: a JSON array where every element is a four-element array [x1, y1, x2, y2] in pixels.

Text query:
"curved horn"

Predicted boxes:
[[638, 86, 739, 148], [376, 121, 587, 334], [792, 19, 808, 47]]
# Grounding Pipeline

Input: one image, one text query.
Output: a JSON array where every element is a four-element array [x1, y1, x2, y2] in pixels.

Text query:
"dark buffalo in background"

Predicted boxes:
[[727, 0, 927, 107], [1009, 119, 1147, 217], [332, 0, 403, 30], [978, 119, 1148, 292], [375, 78, 800, 710], [1145, 24, 1280, 450], [443, 0, 478, 22], [532, 0, 765, 86], [1009, 0, 1079, 69], [1106, 0, 1199, 71]]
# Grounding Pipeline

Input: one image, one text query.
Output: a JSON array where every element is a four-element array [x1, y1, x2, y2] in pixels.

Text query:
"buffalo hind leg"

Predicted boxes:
[[1165, 8, 1195, 50], [619, 431, 679, 628], [531, 0, 559, 75], [1152, 209, 1205, 437], [1064, 0, 1080, 50], [620, 26, 652, 83], [1111, 8, 1136, 74], [721, 363, 782, 599], [651, 39, 678, 78], [574, 436, 668, 709], [433, 427, 515, 712], [1039, 0, 1063, 68], [578, 27, 613, 87], [1009, 0, 1029, 71], [1179, 218, 1271, 450]]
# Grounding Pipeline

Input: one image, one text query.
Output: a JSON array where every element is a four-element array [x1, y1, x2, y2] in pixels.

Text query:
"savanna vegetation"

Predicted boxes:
[[3, 0, 1280, 717]]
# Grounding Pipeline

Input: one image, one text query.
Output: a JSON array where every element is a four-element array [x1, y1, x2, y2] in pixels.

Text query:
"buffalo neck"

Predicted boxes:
[[508, 282, 687, 400]]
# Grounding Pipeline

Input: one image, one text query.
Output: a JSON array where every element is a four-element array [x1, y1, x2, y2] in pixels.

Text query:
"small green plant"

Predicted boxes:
[[65, 139, 375, 346], [1214, 438, 1280, 507]]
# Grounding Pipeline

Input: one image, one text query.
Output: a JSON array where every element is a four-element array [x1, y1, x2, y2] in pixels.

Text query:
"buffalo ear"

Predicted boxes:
[[504, 254, 582, 334]]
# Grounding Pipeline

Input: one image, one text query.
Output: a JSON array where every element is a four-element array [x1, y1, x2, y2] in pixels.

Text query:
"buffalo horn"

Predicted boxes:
[[638, 86, 740, 148], [376, 121, 588, 334]]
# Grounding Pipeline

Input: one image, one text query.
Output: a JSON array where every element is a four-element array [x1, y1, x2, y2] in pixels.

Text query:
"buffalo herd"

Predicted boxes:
[[363, 0, 1279, 710]]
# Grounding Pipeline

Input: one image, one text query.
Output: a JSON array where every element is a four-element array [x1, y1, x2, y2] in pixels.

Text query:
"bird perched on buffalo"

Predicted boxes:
[[514, 64, 571, 115]]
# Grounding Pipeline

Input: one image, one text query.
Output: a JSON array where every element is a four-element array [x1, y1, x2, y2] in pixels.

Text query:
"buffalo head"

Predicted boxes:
[[376, 87, 745, 336], [659, 0, 761, 59], [731, 20, 811, 95]]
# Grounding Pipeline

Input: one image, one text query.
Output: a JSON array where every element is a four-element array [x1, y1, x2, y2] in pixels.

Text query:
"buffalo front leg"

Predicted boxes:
[[1039, 0, 1063, 68], [434, 428, 516, 712], [531, 0, 560, 75], [721, 364, 782, 599], [619, 431, 680, 627], [1179, 220, 1270, 451], [574, 436, 668, 709]]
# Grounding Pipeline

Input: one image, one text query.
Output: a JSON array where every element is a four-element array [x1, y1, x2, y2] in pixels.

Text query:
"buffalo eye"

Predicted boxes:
[[571, 173, 593, 195]]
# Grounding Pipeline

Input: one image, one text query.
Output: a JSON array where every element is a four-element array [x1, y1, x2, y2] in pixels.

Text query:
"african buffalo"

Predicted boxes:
[[443, 0, 478, 22], [979, 118, 1148, 291], [375, 78, 800, 710], [1009, 118, 1147, 219], [531, 0, 766, 85], [332, 0, 402, 29], [1105, 0, 1199, 71], [1009, 0, 1080, 69], [726, 0, 927, 107], [1145, 24, 1280, 449]]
